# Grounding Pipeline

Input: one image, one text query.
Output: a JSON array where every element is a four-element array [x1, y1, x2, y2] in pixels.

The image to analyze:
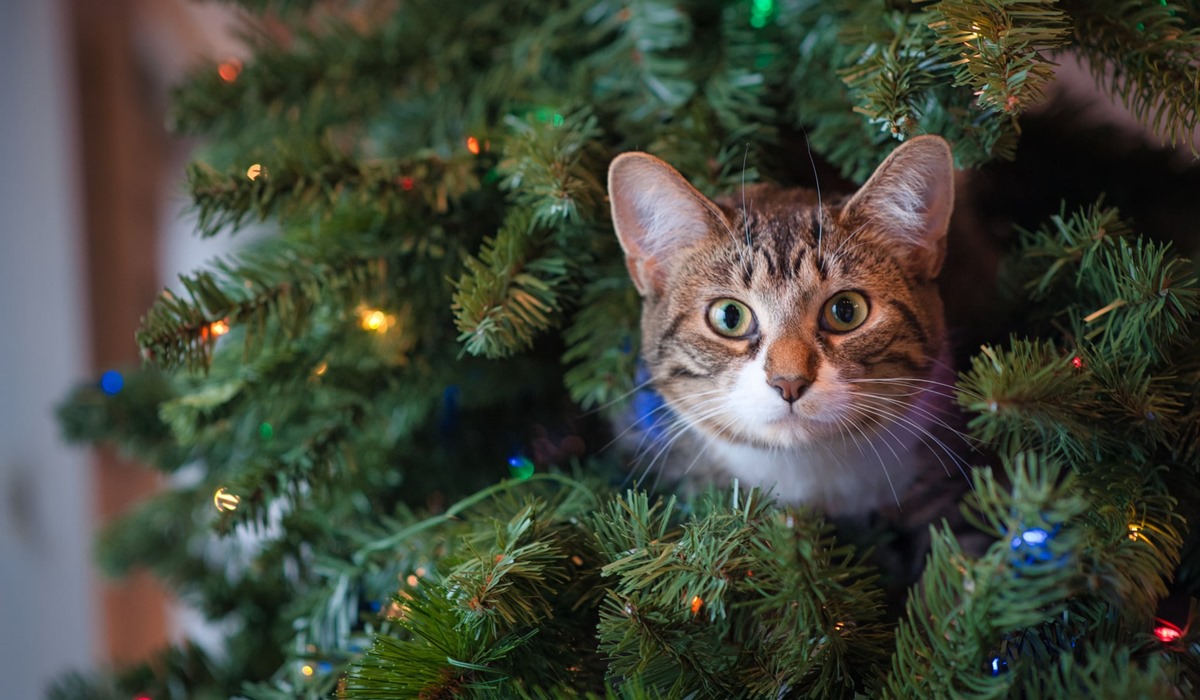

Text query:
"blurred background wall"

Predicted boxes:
[[0, 2, 94, 698], [0, 1, 242, 696]]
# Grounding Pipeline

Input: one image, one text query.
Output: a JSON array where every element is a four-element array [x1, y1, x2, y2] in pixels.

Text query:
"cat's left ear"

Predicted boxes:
[[840, 135, 954, 280]]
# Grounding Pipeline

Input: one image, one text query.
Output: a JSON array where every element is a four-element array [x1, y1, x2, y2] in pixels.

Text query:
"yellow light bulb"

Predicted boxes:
[[213, 487, 240, 513], [247, 163, 263, 181], [361, 310, 386, 330], [301, 664, 314, 677]]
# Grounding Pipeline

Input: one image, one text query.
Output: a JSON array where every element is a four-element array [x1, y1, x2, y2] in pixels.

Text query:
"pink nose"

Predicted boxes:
[[769, 376, 810, 403]]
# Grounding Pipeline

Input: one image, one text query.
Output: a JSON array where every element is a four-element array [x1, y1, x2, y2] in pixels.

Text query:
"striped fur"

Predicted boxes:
[[609, 136, 968, 517]]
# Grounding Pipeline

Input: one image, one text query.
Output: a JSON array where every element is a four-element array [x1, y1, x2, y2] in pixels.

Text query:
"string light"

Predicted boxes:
[[1071, 356, 1083, 369], [400, 176, 414, 191], [1154, 620, 1183, 643], [100, 370, 124, 395], [357, 306, 395, 333], [466, 136, 481, 155], [690, 595, 703, 615], [217, 59, 242, 82], [386, 600, 408, 620], [301, 664, 315, 677], [749, 0, 774, 28], [213, 487, 240, 513], [989, 655, 1007, 676], [361, 309, 386, 330], [507, 456, 535, 480], [313, 361, 328, 377], [1010, 526, 1056, 564], [259, 422, 274, 441], [246, 163, 263, 181], [406, 574, 419, 587], [209, 319, 231, 337], [1128, 524, 1147, 542]]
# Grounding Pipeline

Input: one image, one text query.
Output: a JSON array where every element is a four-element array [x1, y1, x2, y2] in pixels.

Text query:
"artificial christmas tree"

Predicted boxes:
[[55, 1, 1200, 698]]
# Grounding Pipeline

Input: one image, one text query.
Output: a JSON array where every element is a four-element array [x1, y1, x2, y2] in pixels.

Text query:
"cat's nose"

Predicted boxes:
[[769, 375, 810, 403]]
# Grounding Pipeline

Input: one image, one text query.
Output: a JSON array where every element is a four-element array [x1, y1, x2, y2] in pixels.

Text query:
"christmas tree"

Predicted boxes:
[[54, 1, 1200, 698]]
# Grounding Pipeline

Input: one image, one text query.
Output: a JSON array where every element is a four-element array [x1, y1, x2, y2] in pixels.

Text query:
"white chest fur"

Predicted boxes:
[[710, 432, 926, 516]]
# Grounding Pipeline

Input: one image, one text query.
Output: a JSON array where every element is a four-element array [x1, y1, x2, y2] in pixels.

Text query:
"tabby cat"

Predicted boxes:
[[608, 135, 970, 520]]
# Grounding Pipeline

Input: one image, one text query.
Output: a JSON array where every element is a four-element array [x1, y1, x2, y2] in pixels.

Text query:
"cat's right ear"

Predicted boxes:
[[608, 153, 728, 296]]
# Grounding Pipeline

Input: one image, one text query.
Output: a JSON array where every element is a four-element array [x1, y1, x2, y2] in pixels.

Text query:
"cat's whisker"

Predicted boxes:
[[841, 407, 903, 509], [827, 220, 870, 261], [741, 143, 752, 249], [596, 389, 707, 456], [849, 376, 981, 401], [851, 390, 979, 448], [628, 401, 731, 481], [846, 402, 958, 489], [801, 124, 825, 261], [845, 399, 975, 487], [580, 376, 658, 418]]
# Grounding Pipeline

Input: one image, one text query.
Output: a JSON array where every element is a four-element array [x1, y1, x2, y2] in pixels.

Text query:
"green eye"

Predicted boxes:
[[822, 291, 869, 332], [707, 298, 756, 338]]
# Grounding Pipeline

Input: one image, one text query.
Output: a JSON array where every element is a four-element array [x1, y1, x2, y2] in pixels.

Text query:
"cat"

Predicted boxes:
[[608, 135, 973, 521]]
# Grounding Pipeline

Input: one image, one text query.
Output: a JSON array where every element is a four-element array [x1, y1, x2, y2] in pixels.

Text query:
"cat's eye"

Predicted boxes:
[[821, 291, 869, 332], [706, 298, 757, 338]]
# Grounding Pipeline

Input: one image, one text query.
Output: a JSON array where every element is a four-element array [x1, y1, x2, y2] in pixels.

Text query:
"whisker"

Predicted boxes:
[[580, 375, 657, 418], [627, 401, 730, 484], [846, 399, 975, 487], [799, 123, 824, 261], [852, 390, 979, 447], [849, 376, 981, 401], [832, 404, 900, 508], [742, 143, 752, 249]]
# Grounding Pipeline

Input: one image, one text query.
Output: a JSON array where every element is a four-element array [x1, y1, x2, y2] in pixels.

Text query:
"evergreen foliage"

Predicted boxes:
[[54, 0, 1200, 698]]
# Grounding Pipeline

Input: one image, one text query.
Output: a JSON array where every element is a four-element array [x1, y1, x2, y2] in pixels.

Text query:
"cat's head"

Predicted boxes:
[[608, 136, 954, 450]]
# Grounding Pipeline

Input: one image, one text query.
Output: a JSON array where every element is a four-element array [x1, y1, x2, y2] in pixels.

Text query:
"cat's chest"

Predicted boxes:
[[709, 433, 928, 517]]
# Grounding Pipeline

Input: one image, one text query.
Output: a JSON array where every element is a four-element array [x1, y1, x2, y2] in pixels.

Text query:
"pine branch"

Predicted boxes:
[[1079, 237, 1200, 364], [56, 366, 190, 471], [344, 588, 526, 699], [1017, 642, 1179, 699], [452, 208, 571, 358], [137, 236, 388, 371], [444, 504, 573, 641], [500, 109, 607, 230], [562, 270, 641, 412], [883, 455, 1089, 699], [929, 0, 1073, 116], [841, 11, 950, 139], [1065, 0, 1200, 151], [957, 338, 1103, 463], [186, 149, 483, 238], [594, 486, 887, 698], [737, 505, 891, 697], [585, 1, 696, 118], [1014, 200, 1135, 302]]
